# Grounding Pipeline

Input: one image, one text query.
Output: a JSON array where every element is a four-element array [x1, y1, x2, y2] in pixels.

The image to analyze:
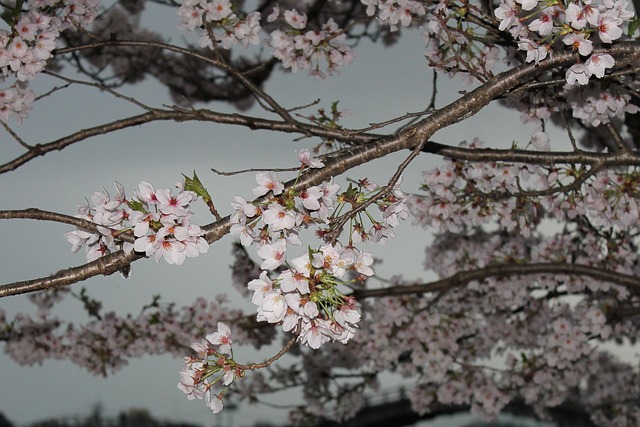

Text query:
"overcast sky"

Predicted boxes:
[[0, 23, 550, 427]]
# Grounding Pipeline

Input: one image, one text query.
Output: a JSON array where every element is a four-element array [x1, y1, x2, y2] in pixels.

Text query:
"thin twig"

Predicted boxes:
[[604, 122, 629, 152], [43, 70, 155, 112], [1, 121, 31, 149], [560, 110, 579, 151], [428, 70, 438, 111], [211, 166, 300, 176], [239, 336, 297, 371]]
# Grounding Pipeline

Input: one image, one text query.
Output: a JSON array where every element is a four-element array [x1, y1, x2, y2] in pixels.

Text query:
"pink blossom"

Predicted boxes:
[[133, 233, 158, 256], [494, 0, 519, 31], [203, 0, 233, 22], [252, 171, 284, 196], [299, 186, 323, 211], [297, 148, 324, 168], [259, 290, 288, 323], [597, 14, 623, 43], [136, 181, 158, 205], [247, 271, 274, 305], [207, 392, 224, 414], [155, 188, 195, 217], [284, 9, 306, 29], [518, 39, 548, 64], [528, 12, 554, 36], [205, 322, 233, 354], [585, 53, 614, 78], [298, 320, 330, 349], [565, 3, 600, 29], [566, 63, 589, 85], [278, 269, 310, 294], [562, 33, 593, 56], [263, 203, 296, 231], [266, 5, 280, 22], [312, 243, 347, 278], [256, 238, 287, 270]]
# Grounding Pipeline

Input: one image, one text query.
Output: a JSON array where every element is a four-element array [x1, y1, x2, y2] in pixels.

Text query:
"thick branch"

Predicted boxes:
[[0, 109, 378, 175], [281, 43, 640, 195], [353, 262, 640, 300], [423, 143, 640, 165], [2, 43, 639, 297], [0, 250, 140, 298], [3, 43, 640, 174]]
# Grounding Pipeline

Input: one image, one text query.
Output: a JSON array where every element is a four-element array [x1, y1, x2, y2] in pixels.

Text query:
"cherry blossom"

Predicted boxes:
[[256, 238, 287, 270], [585, 53, 615, 78], [252, 171, 284, 197], [297, 148, 325, 169], [4, 0, 640, 425], [65, 180, 207, 265], [205, 322, 233, 354], [492, 0, 635, 85]]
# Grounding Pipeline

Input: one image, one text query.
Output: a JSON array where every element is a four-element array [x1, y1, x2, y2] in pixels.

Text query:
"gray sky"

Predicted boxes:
[[0, 26, 541, 426]]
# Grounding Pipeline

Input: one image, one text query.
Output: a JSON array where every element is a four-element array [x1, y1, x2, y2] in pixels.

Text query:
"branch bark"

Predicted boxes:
[[2, 43, 639, 297], [353, 262, 640, 300], [0, 250, 140, 298]]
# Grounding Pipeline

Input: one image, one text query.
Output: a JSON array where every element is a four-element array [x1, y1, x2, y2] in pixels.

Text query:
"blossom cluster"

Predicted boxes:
[[228, 149, 410, 348], [344, 222, 637, 422], [361, 0, 427, 31], [247, 251, 364, 349], [408, 139, 640, 237], [230, 151, 366, 349], [565, 81, 638, 127], [1, 290, 255, 376], [0, 0, 100, 123], [494, 0, 635, 85], [178, 322, 243, 414], [0, 0, 99, 82], [177, 0, 261, 49], [267, 8, 354, 78], [0, 83, 35, 123], [361, 0, 502, 81], [65, 180, 208, 265], [0, 15, 56, 82]]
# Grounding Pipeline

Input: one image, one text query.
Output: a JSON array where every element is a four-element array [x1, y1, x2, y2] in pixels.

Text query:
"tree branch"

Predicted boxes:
[[3, 43, 640, 175], [2, 43, 639, 297], [0, 108, 378, 175], [239, 336, 298, 371], [54, 39, 295, 121], [353, 262, 640, 300], [0, 250, 140, 298], [0, 208, 135, 244]]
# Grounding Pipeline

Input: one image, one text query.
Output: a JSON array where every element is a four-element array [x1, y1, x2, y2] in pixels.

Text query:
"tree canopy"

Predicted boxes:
[[1, 0, 640, 425]]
